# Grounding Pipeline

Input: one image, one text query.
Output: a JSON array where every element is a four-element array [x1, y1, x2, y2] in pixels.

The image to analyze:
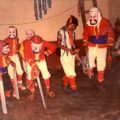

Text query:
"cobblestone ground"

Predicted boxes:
[[0, 57, 120, 120]]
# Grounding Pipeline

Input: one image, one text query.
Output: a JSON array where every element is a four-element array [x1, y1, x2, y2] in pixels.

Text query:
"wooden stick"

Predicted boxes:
[[0, 80, 7, 114], [13, 70, 20, 100], [36, 76, 47, 109]]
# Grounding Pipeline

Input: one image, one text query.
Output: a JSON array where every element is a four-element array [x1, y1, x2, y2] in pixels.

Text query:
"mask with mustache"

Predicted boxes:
[[87, 7, 102, 26], [90, 19, 98, 25]]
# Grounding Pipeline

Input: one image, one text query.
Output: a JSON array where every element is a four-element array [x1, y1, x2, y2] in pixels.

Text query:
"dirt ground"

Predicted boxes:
[[1, 57, 120, 120]]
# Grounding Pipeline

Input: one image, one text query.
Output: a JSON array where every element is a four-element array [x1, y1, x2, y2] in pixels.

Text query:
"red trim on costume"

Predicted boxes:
[[69, 77, 76, 90], [27, 79, 35, 92], [63, 75, 69, 86], [5, 37, 19, 56], [24, 39, 56, 64], [44, 78, 50, 89], [83, 17, 114, 48], [88, 43, 107, 48], [5, 90, 11, 97], [67, 30, 74, 46], [17, 75, 22, 82], [97, 71, 104, 82], [11, 79, 14, 87]]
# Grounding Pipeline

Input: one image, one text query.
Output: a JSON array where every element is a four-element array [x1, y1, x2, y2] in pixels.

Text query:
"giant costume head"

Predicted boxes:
[[0, 40, 9, 55], [87, 7, 102, 26], [8, 26, 17, 38], [31, 35, 43, 53], [26, 29, 35, 40]]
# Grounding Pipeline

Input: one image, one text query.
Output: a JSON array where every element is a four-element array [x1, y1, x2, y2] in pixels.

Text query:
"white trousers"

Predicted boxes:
[[26, 59, 51, 80], [8, 54, 23, 79], [60, 52, 76, 77], [88, 46, 107, 71]]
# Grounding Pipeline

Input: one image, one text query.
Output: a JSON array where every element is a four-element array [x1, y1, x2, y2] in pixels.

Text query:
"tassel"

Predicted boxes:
[[34, 0, 39, 20], [38, 0, 42, 19], [42, 0, 47, 14], [47, 0, 52, 8], [34, 0, 52, 20]]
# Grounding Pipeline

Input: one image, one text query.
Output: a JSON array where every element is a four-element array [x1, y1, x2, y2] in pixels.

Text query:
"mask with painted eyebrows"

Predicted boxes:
[[88, 7, 102, 26], [8, 26, 17, 38], [26, 29, 35, 40], [89, 11, 98, 25]]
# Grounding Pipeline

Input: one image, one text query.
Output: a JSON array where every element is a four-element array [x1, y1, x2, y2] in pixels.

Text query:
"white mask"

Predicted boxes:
[[31, 42, 42, 53], [87, 7, 102, 26], [8, 27, 17, 38], [89, 11, 98, 25], [2, 45, 10, 55], [26, 30, 35, 39]]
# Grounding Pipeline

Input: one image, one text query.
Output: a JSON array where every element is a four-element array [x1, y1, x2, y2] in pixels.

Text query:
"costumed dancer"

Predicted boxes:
[[83, 7, 114, 91], [57, 15, 79, 96], [24, 35, 56, 100], [0, 40, 15, 99], [5, 26, 26, 91], [19, 29, 35, 85], [20, 29, 35, 62]]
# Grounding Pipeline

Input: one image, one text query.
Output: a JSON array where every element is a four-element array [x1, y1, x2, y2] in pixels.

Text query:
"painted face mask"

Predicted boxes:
[[26, 29, 35, 40], [89, 11, 98, 25], [31, 42, 42, 53], [8, 27, 17, 38], [2, 45, 10, 55], [87, 7, 102, 26]]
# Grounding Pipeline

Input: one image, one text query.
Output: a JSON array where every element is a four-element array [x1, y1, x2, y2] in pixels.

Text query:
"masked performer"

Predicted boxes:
[[83, 7, 114, 90], [24, 35, 56, 100], [5, 26, 26, 91]]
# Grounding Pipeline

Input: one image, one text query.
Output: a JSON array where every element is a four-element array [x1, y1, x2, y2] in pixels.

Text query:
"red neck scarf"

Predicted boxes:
[[67, 30, 74, 46]]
